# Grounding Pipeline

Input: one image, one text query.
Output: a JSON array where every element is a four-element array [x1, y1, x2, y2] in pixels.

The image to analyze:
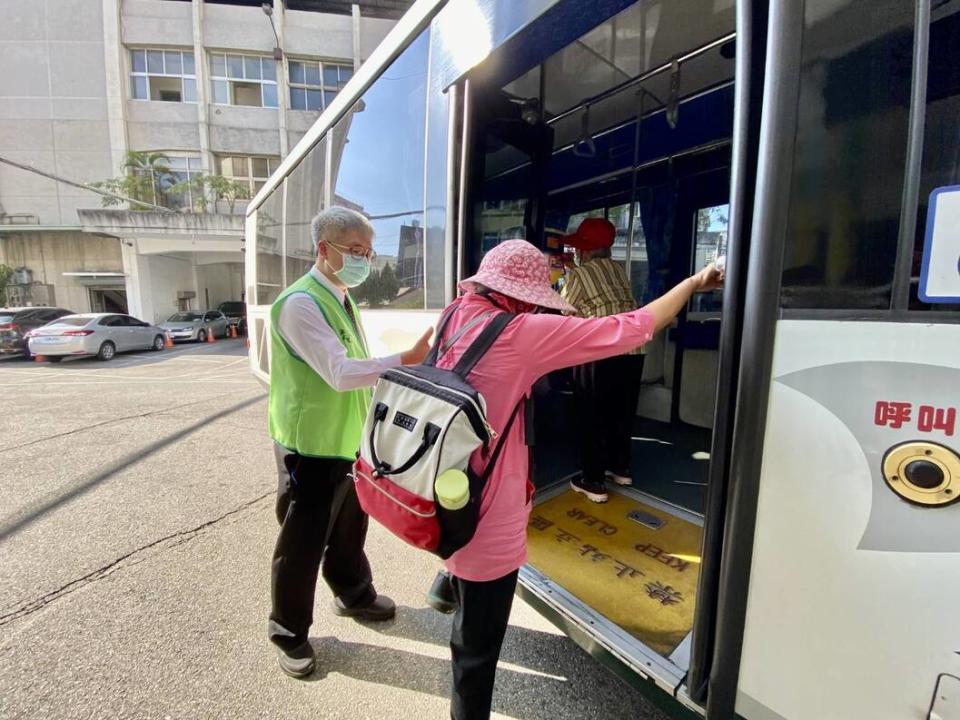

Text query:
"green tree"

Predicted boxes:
[[379, 263, 400, 305], [207, 175, 251, 213], [169, 174, 211, 213], [697, 205, 729, 233], [354, 267, 381, 307], [92, 151, 172, 210], [0, 264, 13, 306]]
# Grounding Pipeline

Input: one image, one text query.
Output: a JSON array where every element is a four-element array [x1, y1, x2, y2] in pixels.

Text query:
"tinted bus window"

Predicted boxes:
[[285, 137, 328, 288], [909, 0, 960, 311], [781, 0, 914, 310], [255, 179, 285, 305], [329, 31, 428, 310]]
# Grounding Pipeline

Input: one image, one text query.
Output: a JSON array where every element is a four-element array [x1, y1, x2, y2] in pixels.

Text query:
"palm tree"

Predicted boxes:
[[123, 151, 172, 207]]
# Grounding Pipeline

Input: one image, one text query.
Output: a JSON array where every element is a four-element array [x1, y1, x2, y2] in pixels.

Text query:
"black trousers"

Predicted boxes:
[[268, 444, 376, 651], [573, 354, 645, 484], [449, 570, 519, 720]]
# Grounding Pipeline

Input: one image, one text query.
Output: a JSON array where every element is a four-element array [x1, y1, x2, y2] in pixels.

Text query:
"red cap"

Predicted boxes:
[[563, 218, 616, 251]]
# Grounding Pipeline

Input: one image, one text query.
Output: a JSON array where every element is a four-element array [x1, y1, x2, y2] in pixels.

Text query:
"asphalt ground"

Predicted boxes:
[[0, 341, 672, 720]]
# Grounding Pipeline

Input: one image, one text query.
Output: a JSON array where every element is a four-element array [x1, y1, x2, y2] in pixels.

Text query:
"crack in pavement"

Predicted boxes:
[[0, 393, 266, 541], [0, 491, 272, 628], [0, 396, 225, 455]]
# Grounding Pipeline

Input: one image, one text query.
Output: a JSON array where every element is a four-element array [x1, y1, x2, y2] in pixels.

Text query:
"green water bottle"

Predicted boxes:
[[435, 469, 473, 554], [435, 469, 469, 510]]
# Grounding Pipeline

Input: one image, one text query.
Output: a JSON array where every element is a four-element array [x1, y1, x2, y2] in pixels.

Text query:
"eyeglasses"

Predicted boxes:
[[327, 241, 377, 261]]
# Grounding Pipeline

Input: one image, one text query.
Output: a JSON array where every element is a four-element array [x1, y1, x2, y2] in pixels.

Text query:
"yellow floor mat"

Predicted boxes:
[[527, 488, 702, 657]]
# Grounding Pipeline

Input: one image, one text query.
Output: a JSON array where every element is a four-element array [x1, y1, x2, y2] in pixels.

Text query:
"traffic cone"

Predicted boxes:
[[229, 325, 238, 339], [207, 327, 216, 343], [164, 332, 174, 349], [34, 354, 46, 363]]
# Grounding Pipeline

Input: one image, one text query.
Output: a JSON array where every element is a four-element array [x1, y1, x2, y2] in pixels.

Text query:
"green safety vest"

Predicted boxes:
[[268, 272, 373, 460]]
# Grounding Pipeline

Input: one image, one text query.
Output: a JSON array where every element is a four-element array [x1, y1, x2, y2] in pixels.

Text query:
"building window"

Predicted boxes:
[[210, 53, 278, 108], [130, 49, 196, 102], [218, 155, 279, 195], [162, 155, 204, 209], [288, 59, 354, 111]]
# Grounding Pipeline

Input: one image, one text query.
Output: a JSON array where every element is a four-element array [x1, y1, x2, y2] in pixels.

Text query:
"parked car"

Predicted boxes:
[[26, 313, 166, 362], [217, 301, 246, 335], [0, 307, 74, 357], [159, 310, 229, 343]]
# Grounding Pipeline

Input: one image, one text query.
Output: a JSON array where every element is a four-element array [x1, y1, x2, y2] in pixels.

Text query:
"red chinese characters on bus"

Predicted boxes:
[[874, 401, 912, 429], [874, 401, 956, 437], [917, 405, 957, 436]]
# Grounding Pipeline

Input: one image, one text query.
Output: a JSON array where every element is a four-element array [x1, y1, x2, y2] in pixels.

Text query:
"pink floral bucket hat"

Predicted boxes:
[[459, 239, 576, 314]]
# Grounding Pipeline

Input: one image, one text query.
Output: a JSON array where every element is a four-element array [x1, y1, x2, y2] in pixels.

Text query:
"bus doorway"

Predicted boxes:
[[457, 0, 737, 694]]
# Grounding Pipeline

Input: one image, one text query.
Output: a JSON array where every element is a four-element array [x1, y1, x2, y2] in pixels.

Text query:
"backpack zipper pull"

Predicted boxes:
[[485, 419, 498, 441]]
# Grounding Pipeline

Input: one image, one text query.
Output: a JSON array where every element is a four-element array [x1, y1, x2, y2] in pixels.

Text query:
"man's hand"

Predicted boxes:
[[401, 327, 434, 366]]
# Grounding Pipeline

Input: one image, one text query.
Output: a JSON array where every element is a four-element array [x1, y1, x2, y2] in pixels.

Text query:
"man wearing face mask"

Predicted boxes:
[[267, 206, 433, 678]]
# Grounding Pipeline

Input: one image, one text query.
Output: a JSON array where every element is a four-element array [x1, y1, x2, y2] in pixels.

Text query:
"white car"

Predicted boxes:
[[159, 311, 229, 343], [27, 313, 166, 362]]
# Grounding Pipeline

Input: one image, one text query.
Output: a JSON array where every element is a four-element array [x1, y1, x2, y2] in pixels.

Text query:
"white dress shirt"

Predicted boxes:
[[276, 267, 403, 391]]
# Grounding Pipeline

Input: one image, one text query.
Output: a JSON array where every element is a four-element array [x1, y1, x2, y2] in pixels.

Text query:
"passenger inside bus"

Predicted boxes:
[[459, 0, 735, 665]]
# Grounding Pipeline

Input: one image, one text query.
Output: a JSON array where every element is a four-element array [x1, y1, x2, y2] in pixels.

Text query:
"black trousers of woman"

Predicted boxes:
[[449, 569, 520, 720]]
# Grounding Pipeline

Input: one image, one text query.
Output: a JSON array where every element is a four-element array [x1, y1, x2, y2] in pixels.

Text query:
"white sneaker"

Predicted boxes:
[[605, 470, 632, 486], [571, 477, 609, 503]]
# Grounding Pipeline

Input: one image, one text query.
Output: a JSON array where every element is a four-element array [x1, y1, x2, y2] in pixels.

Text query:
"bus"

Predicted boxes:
[[245, 1, 960, 717]]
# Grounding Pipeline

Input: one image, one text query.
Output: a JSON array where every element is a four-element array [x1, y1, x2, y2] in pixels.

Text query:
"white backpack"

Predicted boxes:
[[353, 307, 519, 558]]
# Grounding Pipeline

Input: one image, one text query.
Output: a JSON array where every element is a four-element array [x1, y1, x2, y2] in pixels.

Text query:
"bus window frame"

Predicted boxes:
[[778, 0, 958, 324]]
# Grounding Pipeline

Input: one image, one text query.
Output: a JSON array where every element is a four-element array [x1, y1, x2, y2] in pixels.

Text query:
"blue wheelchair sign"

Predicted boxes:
[[919, 185, 960, 303]]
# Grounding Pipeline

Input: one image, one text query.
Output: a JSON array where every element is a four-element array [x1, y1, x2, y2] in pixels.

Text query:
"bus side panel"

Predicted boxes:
[[360, 309, 440, 359], [735, 320, 960, 720]]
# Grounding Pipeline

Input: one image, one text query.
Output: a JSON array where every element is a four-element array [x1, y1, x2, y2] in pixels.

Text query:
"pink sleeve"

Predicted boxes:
[[512, 309, 655, 379]]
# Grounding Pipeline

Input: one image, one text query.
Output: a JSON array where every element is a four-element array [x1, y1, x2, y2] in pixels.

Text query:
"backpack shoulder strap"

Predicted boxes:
[[476, 398, 524, 487], [451, 312, 514, 379], [423, 299, 462, 367]]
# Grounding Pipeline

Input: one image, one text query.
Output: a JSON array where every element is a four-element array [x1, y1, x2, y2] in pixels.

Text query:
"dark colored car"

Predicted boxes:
[[0, 307, 74, 357], [217, 301, 247, 335]]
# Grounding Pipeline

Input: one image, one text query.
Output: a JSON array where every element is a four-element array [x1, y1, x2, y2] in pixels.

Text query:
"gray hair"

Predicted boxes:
[[310, 206, 374, 253]]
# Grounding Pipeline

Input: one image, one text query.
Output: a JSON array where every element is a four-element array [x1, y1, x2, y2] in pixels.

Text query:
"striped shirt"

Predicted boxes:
[[561, 257, 644, 355]]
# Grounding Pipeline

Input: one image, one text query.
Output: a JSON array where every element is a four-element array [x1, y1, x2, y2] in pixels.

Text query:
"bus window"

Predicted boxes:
[[478, 200, 528, 254], [780, 0, 915, 310], [284, 137, 328, 289], [565, 208, 604, 233], [690, 203, 728, 314], [328, 31, 429, 310], [254, 179, 284, 305], [909, 1, 960, 311]]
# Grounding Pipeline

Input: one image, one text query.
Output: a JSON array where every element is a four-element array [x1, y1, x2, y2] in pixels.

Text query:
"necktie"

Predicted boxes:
[[343, 295, 359, 333]]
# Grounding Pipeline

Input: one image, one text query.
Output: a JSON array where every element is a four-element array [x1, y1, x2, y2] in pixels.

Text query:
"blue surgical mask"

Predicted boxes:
[[334, 253, 371, 288]]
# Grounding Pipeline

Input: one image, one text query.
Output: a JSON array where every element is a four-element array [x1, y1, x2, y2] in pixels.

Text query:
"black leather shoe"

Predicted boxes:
[[332, 594, 396, 621], [426, 570, 457, 614], [276, 641, 315, 678]]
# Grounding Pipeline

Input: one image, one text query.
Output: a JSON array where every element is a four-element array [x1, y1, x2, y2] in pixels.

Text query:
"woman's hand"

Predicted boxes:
[[691, 262, 724, 292], [401, 327, 434, 365], [644, 262, 725, 333]]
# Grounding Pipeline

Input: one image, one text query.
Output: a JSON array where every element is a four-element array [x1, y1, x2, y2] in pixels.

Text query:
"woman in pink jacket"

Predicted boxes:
[[430, 239, 723, 720]]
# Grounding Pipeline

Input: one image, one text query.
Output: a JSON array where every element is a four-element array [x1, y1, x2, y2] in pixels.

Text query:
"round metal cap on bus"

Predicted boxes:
[[881, 441, 960, 507]]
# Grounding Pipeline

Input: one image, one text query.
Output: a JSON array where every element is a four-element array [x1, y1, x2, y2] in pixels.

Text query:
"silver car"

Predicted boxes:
[[26, 313, 166, 362], [159, 311, 229, 343]]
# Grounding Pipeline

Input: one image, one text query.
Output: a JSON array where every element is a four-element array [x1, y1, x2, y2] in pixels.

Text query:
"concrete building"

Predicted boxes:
[[0, 0, 409, 323]]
